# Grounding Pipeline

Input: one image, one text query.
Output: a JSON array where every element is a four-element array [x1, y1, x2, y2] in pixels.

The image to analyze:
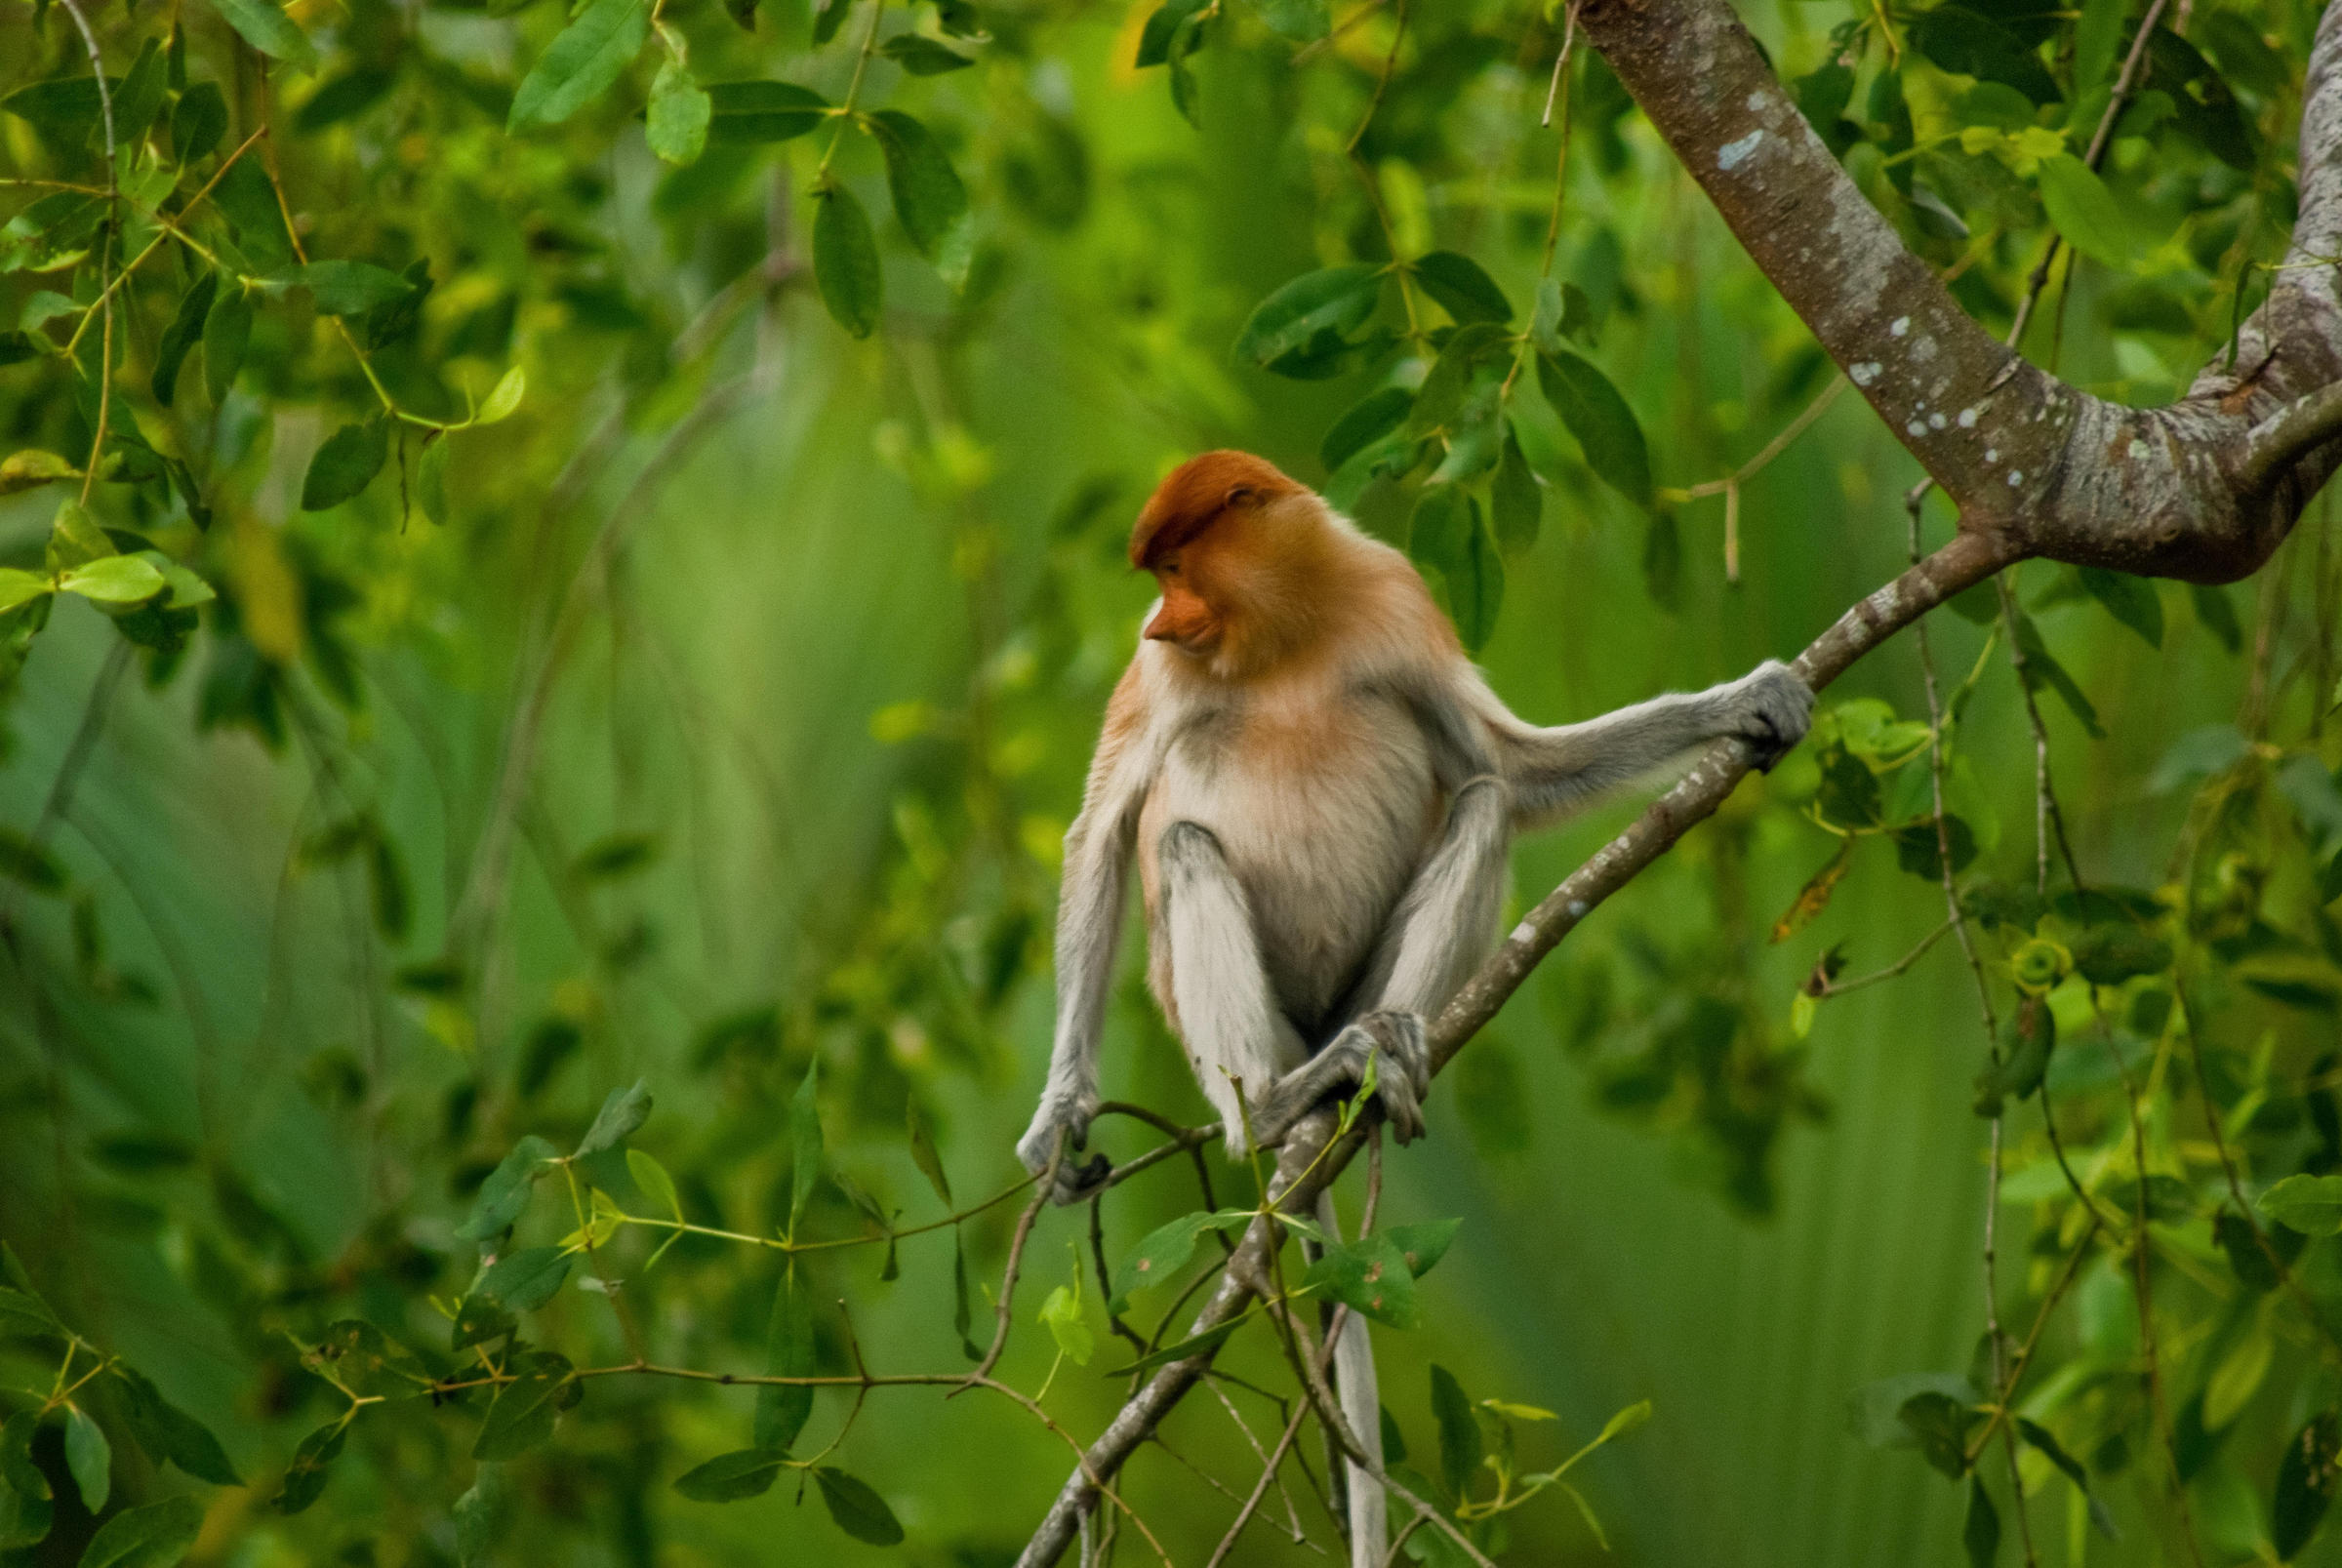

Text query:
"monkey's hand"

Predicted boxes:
[[1252, 1009, 1433, 1149], [1017, 1096, 1111, 1205], [1725, 660, 1815, 773]]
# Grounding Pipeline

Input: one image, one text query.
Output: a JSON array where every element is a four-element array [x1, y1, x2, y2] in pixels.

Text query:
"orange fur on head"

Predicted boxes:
[[1128, 451, 1309, 571], [1130, 452, 1335, 674]]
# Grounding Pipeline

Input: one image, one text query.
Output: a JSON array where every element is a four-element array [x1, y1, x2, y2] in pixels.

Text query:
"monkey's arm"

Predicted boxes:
[[1486, 659, 1814, 829], [1016, 675, 1151, 1194]]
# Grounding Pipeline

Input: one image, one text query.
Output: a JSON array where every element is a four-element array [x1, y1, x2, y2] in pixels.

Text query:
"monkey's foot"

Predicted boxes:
[[1252, 1009, 1432, 1148], [1729, 660, 1816, 773], [1017, 1098, 1111, 1205]]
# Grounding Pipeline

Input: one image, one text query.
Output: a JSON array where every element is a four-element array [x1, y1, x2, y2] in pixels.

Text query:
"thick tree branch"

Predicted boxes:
[[1579, 0, 2342, 582], [1020, 4, 2342, 1557]]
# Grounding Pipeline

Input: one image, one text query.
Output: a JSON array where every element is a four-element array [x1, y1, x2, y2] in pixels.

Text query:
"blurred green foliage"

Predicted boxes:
[[3, 0, 2341, 1559]]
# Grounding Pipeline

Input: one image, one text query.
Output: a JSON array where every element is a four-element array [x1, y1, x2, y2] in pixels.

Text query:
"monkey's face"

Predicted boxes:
[[1143, 551, 1223, 655]]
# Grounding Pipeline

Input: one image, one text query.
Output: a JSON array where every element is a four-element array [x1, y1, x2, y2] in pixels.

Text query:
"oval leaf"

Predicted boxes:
[[1537, 348, 1653, 509], [812, 1467, 905, 1546], [60, 555, 167, 604], [507, 0, 654, 131], [867, 110, 972, 286], [302, 421, 389, 511], [706, 81, 830, 143], [813, 182, 883, 339]]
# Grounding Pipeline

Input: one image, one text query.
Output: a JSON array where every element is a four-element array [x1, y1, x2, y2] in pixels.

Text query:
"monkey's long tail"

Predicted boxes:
[[1314, 1190, 1386, 1568]]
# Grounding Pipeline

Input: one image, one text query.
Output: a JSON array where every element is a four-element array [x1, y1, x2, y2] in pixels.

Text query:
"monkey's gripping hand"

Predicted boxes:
[[1251, 1009, 1433, 1150], [1725, 660, 1815, 773], [1017, 1096, 1113, 1205]]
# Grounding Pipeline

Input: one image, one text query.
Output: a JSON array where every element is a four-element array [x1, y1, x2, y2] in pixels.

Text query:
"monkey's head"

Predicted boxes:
[[1128, 451, 1327, 674]]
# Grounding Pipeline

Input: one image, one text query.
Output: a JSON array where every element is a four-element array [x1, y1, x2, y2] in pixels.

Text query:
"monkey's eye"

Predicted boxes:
[[1160, 558, 1182, 578]]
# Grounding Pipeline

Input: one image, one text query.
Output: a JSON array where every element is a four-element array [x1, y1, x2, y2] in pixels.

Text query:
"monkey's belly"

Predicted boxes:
[[1146, 728, 1440, 1037]]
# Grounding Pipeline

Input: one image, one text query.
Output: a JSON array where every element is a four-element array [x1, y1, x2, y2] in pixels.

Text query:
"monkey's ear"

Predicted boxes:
[[1225, 484, 1257, 509]]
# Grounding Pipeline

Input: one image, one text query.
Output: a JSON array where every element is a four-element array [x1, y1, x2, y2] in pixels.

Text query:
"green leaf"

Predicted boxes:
[[476, 1245, 573, 1312], [705, 81, 830, 143], [460, 1135, 558, 1239], [171, 83, 227, 164], [151, 273, 217, 409], [1256, 0, 1328, 40], [880, 33, 978, 73], [626, 1147, 682, 1220], [2072, 0, 2124, 89], [1430, 1364, 1481, 1501], [304, 1320, 432, 1399], [474, 365, 526, 426], [1303, 1232, 1422, 1328], [283, 261, 415, 317], [46, 500, 113, 573], [110, 1366, 242, 1485], [753, 1264, 815, 1451], [2076, 567, 2161, 648], [1135, 0, 1207, 65], [906, 1099, 952, 1205], [452, 1464, 507, 1567], [1408, 484, 1469, 575], [1386, 1219, 1463, 1279], [1, 76, 120, 140], [1444, 503, 1503, 654], [0, 1412, 52, 1549], [1961, 1474, 1999, 1568], [868, 110, 972, 286], [788, 1060, 824, 1228], [1411, 251, 1512, 325], [2037, 153, 2143, 267], [813, 182, 883, 339], [113, 40, 171, 145], [1233, 264, 1384, 373], [1537, 348, 1652, 509], [60, 555, 165, 605], [1109, 1209, 1252, 1310], [1038, 1284, 1095, 1364], [1972, 996, 2054, 1116], [1909, 7, 2059, 102], [0, 1281, 61, 1333], [0, 571, 52, 615], [471, 1349, 573, 1462], [1490, 427, 1542, 558], [1898, 1389, 1980, 1477], [1105, 1313, 1245, 1376], [813, 1467, 905, 1546], [2009, 610, 2104, 738], [63, 1406, 109, 1513], [0, 451, 77, 498], [207, 0, 315, 66], [507, 0, 653, 131], [1407, 321, 1511, 439], [271, 1420, 345, 1514], [1320, 386, 1413, 474], [2191, 583, 2241, 653], [576, 1078, 652, 1157], [202, 287, 253, 403], [78, 1495, 203, 1568], [1165, 12, 1206, 127], [2013, 1418, 2116, 1539], [301, 421, 388, 511], [417, 437, 451, 526], [672, 1448, 788, 1502], [2262, 1174, 2342, 1237], [646, 60, 711, 166], [2067, 922, 2170, 985], [2275, 1410, 2340, 1560]]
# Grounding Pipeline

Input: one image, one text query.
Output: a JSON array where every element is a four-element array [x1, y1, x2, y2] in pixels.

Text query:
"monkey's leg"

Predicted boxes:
[[1254, 777, 1510, 1147], [1157, 822, 1310, 1158]]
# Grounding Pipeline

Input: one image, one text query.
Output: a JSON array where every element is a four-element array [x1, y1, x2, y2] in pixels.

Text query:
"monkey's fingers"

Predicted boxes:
[[1050, 1151, 1112, 1205]]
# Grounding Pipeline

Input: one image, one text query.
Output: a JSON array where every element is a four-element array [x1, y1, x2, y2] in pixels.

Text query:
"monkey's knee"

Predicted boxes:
[[1158, 821, 1230, 886]]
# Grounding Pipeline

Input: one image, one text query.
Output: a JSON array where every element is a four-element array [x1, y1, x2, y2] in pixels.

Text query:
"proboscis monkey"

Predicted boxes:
[[1018, 451, 1812, 1564]]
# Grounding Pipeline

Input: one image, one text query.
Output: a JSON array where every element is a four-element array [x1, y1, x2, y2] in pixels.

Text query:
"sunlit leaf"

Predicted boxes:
[[206, 0, 317, 70], [508, 0, 653, 131]]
